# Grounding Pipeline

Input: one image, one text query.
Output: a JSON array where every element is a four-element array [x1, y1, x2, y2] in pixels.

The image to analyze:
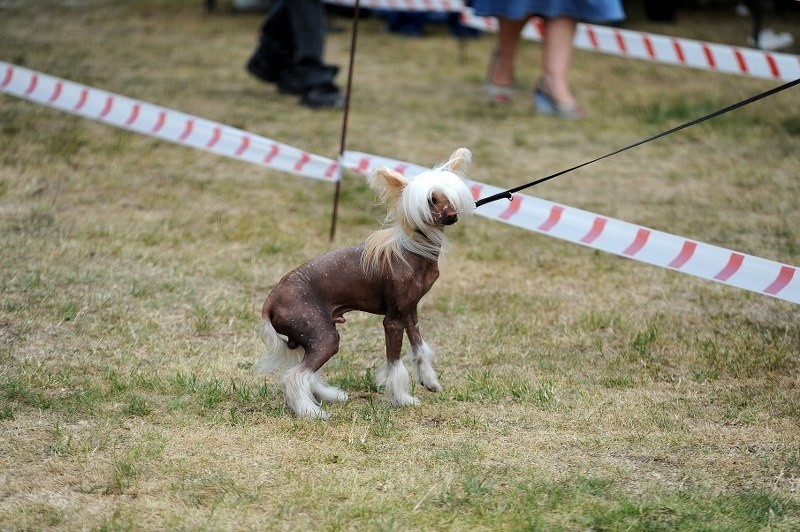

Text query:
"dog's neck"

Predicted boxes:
[[414, 226, 444, 250], [362, 224, 446, 278], [406, 225, 445, 260]]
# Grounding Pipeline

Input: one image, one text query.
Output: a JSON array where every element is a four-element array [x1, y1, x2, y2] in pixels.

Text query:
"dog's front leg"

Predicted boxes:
[[377, 314, 420, 407], [404, 310, 443, 393]]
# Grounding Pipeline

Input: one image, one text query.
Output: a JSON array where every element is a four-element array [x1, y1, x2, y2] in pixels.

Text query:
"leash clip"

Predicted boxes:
[[475, 190, 514, 208]]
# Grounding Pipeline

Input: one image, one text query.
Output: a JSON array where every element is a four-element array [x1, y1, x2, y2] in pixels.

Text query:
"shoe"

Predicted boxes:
[[246, 54, 285, 84], [485, 48, 514, 104], [276, 72, 307, 96], [486, 82, 514, 104], [301, 82, 344, 110], [277, 61, 339, 96], [534, 78, 585, 119], [748, 28, 794, 50]]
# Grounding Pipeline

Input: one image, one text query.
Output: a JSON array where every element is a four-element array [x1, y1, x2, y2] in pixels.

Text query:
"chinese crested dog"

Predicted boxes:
[[258, 148, 475, 419]]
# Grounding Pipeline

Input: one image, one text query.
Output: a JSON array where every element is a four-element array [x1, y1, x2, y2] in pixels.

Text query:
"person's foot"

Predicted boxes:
[[246, 53, 288, 84], [534, 78, 585, 119], [538, 75, 577, 107], [748, 28, 794, 50], [277, 60, 338, 92], [275, 71, 306, 95], [276, 60, 343, 109], [301, 82, 344, 109], [486, 47, 514, 104]]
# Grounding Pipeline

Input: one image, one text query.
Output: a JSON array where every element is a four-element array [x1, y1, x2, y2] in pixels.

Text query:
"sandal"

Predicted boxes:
[[534, 78, 585, 119], [486, 48, 514, 104], [486, 82, 514, 104]]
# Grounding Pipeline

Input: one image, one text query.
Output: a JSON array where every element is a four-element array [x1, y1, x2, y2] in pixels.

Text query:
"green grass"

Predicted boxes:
[[1, 0, 799, 530]]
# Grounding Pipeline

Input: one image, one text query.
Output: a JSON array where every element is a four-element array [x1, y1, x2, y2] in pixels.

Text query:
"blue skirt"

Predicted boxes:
[[471, 0, 625, 23]]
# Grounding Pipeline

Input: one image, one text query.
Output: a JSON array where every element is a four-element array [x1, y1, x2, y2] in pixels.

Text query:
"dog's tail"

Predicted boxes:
[[256, 318, 304, 373]]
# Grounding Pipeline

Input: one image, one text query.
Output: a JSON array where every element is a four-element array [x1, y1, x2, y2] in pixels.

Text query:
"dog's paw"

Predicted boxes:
[[389, 394, 421, 408], [407, 395, 421, 407], [295, 403, 330, 420], [316, 387, 349, 403], [312, 382, 349, 403], [417, 367, 443, 393], [422, 380, 443, 393], [331, 389, 349, 402]]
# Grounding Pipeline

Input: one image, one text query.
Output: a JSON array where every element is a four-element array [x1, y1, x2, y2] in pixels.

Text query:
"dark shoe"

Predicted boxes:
[[276, 72, 306, 95], [300, 82, 344, 109], [246, 52, 290, 84], [277, 60, 339, 96]]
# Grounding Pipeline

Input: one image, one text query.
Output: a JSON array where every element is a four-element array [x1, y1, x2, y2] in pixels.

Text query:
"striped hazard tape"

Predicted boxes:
[[2, 62, 797, 304], [329, 0, 800, 82], [341, 152, 799, 305], [461, 9, 800, 82], [0, 62, 340, 182]]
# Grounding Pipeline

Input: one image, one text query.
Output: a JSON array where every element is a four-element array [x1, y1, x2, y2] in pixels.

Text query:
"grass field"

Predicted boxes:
[[2, 0, 800, 529]]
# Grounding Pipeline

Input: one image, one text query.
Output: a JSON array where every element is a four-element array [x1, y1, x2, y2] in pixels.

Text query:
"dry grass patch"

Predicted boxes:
[[2, 0, 800, 529]]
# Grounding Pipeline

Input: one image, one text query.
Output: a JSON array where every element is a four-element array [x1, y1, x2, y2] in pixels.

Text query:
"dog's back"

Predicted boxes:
[[264, 244, 381, 325]]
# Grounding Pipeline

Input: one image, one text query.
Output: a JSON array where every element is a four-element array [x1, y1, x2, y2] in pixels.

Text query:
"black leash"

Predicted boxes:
[[475, 77, 800, 208]]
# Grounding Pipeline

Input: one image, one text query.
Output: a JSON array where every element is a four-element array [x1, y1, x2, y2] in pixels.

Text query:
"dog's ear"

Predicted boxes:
[[440, 147, 471, 176], [368, 166, 408, 206]]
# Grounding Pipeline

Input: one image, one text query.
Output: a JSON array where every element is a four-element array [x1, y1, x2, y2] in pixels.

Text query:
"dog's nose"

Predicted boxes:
[[443, 213, 458, 225]]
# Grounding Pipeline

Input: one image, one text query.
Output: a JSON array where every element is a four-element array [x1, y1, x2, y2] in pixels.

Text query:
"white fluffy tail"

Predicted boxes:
[[257, 319, 304, 373]]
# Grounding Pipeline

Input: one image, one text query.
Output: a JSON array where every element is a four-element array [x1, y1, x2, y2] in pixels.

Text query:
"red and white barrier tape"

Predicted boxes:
[[2, 62, 797, 304], [0, 62, 340, 182], [462, 10, 800, 82], [342, 152, 800, 305], [328, 1, 800, 82]]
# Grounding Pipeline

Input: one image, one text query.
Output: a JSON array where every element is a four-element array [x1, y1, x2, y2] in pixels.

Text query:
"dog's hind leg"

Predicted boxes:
[[282, 370, 349, 419], [282, 366, 328, 420], [310, 372, 348, 404], [283, 327, 343, 419]]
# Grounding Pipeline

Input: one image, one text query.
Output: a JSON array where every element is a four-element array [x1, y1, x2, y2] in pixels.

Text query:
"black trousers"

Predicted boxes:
[[254, 0, 335, 88]]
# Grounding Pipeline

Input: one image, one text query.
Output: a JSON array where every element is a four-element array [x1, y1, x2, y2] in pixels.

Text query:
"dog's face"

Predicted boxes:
[[367, 148, 475, 235], [429, 190, 460, 226]]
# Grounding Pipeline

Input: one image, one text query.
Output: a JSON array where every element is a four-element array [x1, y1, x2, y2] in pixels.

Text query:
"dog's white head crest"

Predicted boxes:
[[363, 148, 475, 276], [408, 147, 474, 225], [368, 147, 475, 231]]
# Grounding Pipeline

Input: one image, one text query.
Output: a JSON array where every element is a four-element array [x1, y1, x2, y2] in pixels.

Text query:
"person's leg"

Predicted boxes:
[[247, 0, 293, 83], [488, 16, 528, 87], [540, 16, 578, 105], [745, 0, 763, 47], [280, 0, 342, 108], [286, 0, 326, 64]]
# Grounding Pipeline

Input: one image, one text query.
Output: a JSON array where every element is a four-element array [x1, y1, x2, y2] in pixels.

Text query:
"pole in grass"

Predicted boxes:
[[330, 0, 362, 242]]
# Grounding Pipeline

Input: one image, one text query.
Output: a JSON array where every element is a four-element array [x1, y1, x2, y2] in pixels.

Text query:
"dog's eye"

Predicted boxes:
[[429, 197, 439, 206]]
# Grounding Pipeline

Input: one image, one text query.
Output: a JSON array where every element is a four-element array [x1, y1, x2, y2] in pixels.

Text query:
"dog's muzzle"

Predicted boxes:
[[442, 213, 458, 225]]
